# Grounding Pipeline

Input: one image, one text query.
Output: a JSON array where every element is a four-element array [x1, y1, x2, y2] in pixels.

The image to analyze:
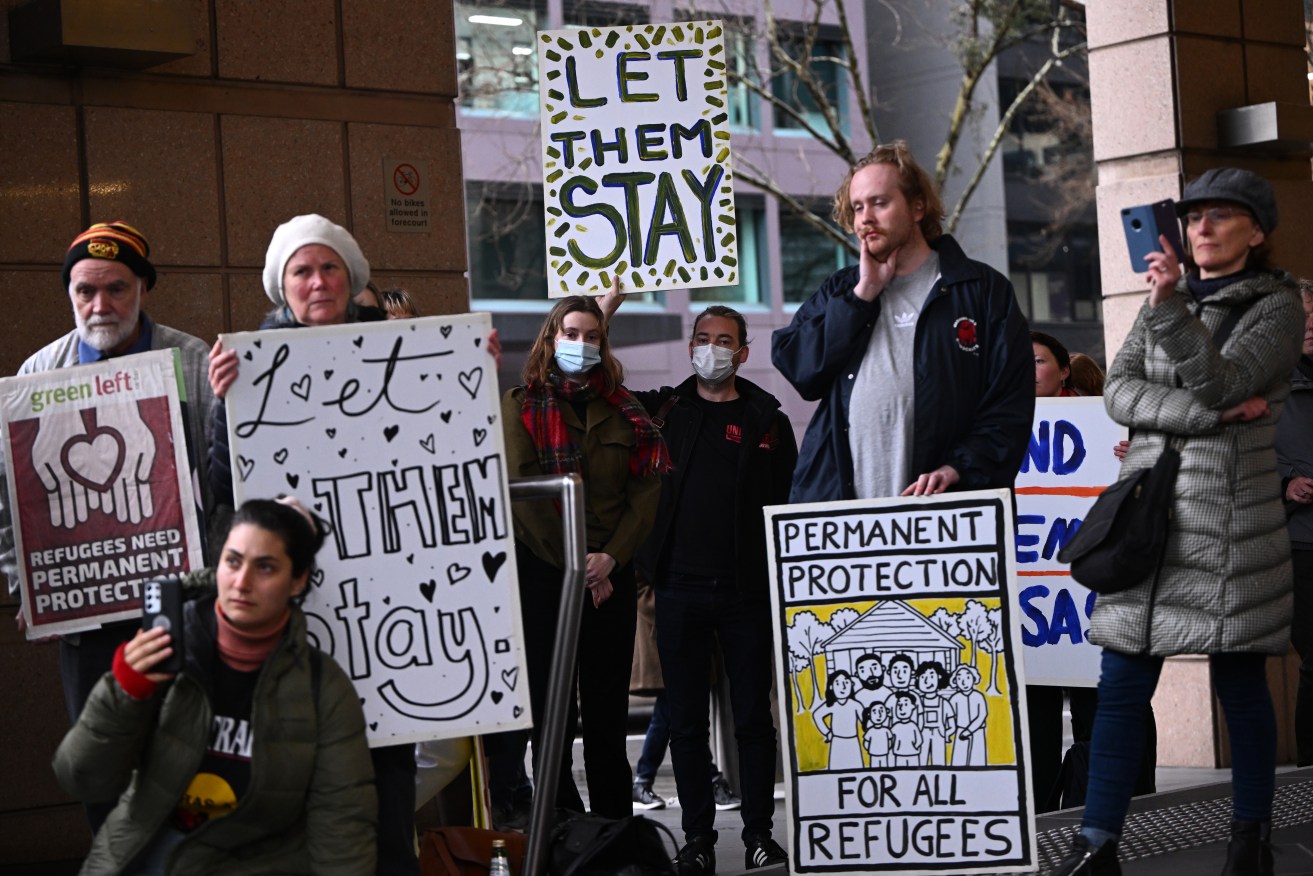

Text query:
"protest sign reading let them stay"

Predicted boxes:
[[766, 490, 1035, 875], [538, 20, 737, 295], [1014, 396, 1127, 687], [223, 314, 531, 746], [0, 350, 204, 638]]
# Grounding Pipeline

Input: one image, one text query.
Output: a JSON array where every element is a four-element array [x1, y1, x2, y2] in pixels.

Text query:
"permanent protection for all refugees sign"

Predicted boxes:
[[0, 350, 204, 638], [765, 490, 1035, 875], [223, 314, 531, 746], [537, 20, 737, 296], [1014, 397, 1127, 687]]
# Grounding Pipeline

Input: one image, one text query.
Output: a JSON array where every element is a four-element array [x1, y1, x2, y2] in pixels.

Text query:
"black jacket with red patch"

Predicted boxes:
[[772, 234, 1034, 503]]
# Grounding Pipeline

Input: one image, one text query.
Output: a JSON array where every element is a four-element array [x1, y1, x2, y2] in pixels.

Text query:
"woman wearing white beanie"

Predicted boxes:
[[205, 213, 498, 876]]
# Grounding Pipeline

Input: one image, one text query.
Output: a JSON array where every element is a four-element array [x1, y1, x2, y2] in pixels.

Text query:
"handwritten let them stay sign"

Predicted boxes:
[[538, 20, 737, 296], [223, 315, 531, 746], [0, 350, 204, 638], [1014, 397, 1127, 687], [766, 491, 1036, 875]]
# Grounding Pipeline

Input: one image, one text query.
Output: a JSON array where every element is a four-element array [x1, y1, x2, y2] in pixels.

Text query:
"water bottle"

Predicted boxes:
[[489, 838, 512, 876]]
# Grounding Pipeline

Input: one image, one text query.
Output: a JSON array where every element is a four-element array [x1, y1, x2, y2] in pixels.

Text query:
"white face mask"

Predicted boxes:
[[555, 339, 601, 375], [691, 343, 739, 384]]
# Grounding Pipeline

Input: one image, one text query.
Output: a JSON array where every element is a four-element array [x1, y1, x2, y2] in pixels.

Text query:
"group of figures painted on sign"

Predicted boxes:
[[813, 654, 990, 769]]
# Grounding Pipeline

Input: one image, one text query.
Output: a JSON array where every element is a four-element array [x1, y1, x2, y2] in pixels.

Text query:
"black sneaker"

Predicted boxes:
[[674, 836, 716, 876], [711, 773, 741, 811], [744, 835, 787, 870], [632, 782, 667, 810], [1048, 834, 1120, 876]]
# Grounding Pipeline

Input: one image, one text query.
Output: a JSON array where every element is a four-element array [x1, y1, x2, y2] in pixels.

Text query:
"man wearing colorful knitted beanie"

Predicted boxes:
[[0, 221, 214, 832]]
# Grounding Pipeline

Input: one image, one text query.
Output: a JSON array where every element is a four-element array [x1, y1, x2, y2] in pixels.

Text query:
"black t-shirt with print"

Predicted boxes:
[[174, 661, 258, 831]]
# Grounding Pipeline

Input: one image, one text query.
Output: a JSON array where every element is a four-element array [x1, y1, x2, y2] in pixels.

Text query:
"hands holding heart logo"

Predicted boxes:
[[32, 406, 158, 528]]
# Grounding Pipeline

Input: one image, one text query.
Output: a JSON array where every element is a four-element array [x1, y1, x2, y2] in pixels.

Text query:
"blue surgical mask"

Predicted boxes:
[[555, 340, 601, 375]]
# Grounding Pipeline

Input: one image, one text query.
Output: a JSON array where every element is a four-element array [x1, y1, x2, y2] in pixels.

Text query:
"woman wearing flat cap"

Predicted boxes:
[[1047, 170, 1305, 876]]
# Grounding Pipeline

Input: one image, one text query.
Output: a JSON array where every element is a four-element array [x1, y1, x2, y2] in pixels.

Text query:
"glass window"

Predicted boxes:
[[1007, 221, 1101, 322], [771, 29, 847, 137], [455, 1, 543, 117], [675, 13, 758, 132], [780, 207, 849, 303], [690, 200, 766, 306], [564, 0, 646, 28], [467, 183, 548, 301]]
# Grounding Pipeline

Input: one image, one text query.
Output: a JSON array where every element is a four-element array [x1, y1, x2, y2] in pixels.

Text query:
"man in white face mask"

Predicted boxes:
[[607, 289, 798, 875]]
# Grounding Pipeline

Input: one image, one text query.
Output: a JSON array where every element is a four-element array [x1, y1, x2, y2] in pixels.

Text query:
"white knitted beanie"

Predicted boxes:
[[262, 214, 371, 305]]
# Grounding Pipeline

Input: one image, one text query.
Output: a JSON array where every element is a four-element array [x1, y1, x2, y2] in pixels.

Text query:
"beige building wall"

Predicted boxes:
[[1087, 0, 1310, 768], [0, 0, 468, 866]]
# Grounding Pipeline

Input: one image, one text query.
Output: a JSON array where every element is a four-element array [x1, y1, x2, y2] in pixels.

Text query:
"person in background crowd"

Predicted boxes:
[[53, 497, 376, 876], [1048, 167, 1304, 876], [1028, 330, 1156, 812], [378, 288, 420, 319], [1033, 331, 1078, 397], [1276, 278, 1313, 768], [0, 221, 214, 832], [772, 139, 1033, 504], [608, 286, 795, 874], [1068, 352, 1106, 396], [501, 295, 666, 820]]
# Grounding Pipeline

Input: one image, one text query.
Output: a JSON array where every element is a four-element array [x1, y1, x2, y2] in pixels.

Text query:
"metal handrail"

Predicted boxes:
[[509, 474, 586, 876]]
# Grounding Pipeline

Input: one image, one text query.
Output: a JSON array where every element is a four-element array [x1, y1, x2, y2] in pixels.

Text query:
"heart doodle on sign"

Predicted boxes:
[[491, 691, 504, 704], [237, 456, 255, 482], [420, 374, 428, 382], [440, 411, 452, 424], [338, 448, 348, 458], [291, 375, 311, 401], [384, 425, 400, 442], [353, 336, 364, 348], [447, 563, 471, 585], [326, 428, 336, 438], [244, 350, 253, 361], [473, 428, 487, 447], [458, 367, 483, 399], [440, 325, 453, 338], [420, 434, 436, 454], [482, 551, 507, 582], [419, 579, 436, 602], [488, 415, 497, 425], [309, 568, 324, 589], [61, 428, 125, 491], [274, 448, 289, 464], [253, 339, 263, 348], [286, 473, 300, 488], [324, 369, 334, 379], [475, 337, 482, 347], [513, 706, 523, 719], [501, 667, 519, 690], [370, 722, 378, 731], [406, 554, 414, 564], [382, 596, 391, 605]]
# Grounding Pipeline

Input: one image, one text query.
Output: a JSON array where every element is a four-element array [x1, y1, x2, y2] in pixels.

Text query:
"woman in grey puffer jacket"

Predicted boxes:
[[1048, 170, 1305, 876]]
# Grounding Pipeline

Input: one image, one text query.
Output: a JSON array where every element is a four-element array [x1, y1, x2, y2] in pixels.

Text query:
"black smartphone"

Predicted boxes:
[[141, 577, 184, 674], [1121, 200, 1185, 272]]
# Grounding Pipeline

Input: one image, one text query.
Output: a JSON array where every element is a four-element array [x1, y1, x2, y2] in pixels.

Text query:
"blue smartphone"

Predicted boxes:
[[1121, 200, 1185, 272]]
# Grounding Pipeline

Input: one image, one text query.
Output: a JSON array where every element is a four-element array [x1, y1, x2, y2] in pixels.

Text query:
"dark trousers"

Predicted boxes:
[[516, 541, 637, 819], [1027, 683, 1156, 812], [635, 692, 672, 785], [1084, 650, 1276, 834], [60, 620, 139, 833], [655, 575, 776, 844], [1292, 549, 1313, 766], [372, 744, 418, 876]]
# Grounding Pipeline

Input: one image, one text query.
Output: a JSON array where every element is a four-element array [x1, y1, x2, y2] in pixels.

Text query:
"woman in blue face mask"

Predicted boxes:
[[500, 295, 670, 819]]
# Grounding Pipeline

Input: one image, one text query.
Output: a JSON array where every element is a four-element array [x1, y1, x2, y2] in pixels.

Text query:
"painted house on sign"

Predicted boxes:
[[821, 601, 962, 675]]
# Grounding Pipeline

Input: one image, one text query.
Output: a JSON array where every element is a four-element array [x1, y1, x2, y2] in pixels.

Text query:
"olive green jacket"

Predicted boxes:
[[52, 593, 376, 876], [502, 386, 661, 569]]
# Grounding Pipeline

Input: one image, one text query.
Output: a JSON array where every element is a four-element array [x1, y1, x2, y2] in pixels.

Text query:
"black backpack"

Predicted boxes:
[[549, 813, 677, 876]]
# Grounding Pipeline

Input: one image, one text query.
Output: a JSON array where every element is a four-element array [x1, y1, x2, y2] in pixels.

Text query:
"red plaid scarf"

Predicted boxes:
[[520, 372, 671, 478]]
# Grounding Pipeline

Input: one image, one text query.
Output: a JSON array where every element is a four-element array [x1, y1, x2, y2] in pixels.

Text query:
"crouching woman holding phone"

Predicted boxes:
[[53, 498, 376, 876]]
